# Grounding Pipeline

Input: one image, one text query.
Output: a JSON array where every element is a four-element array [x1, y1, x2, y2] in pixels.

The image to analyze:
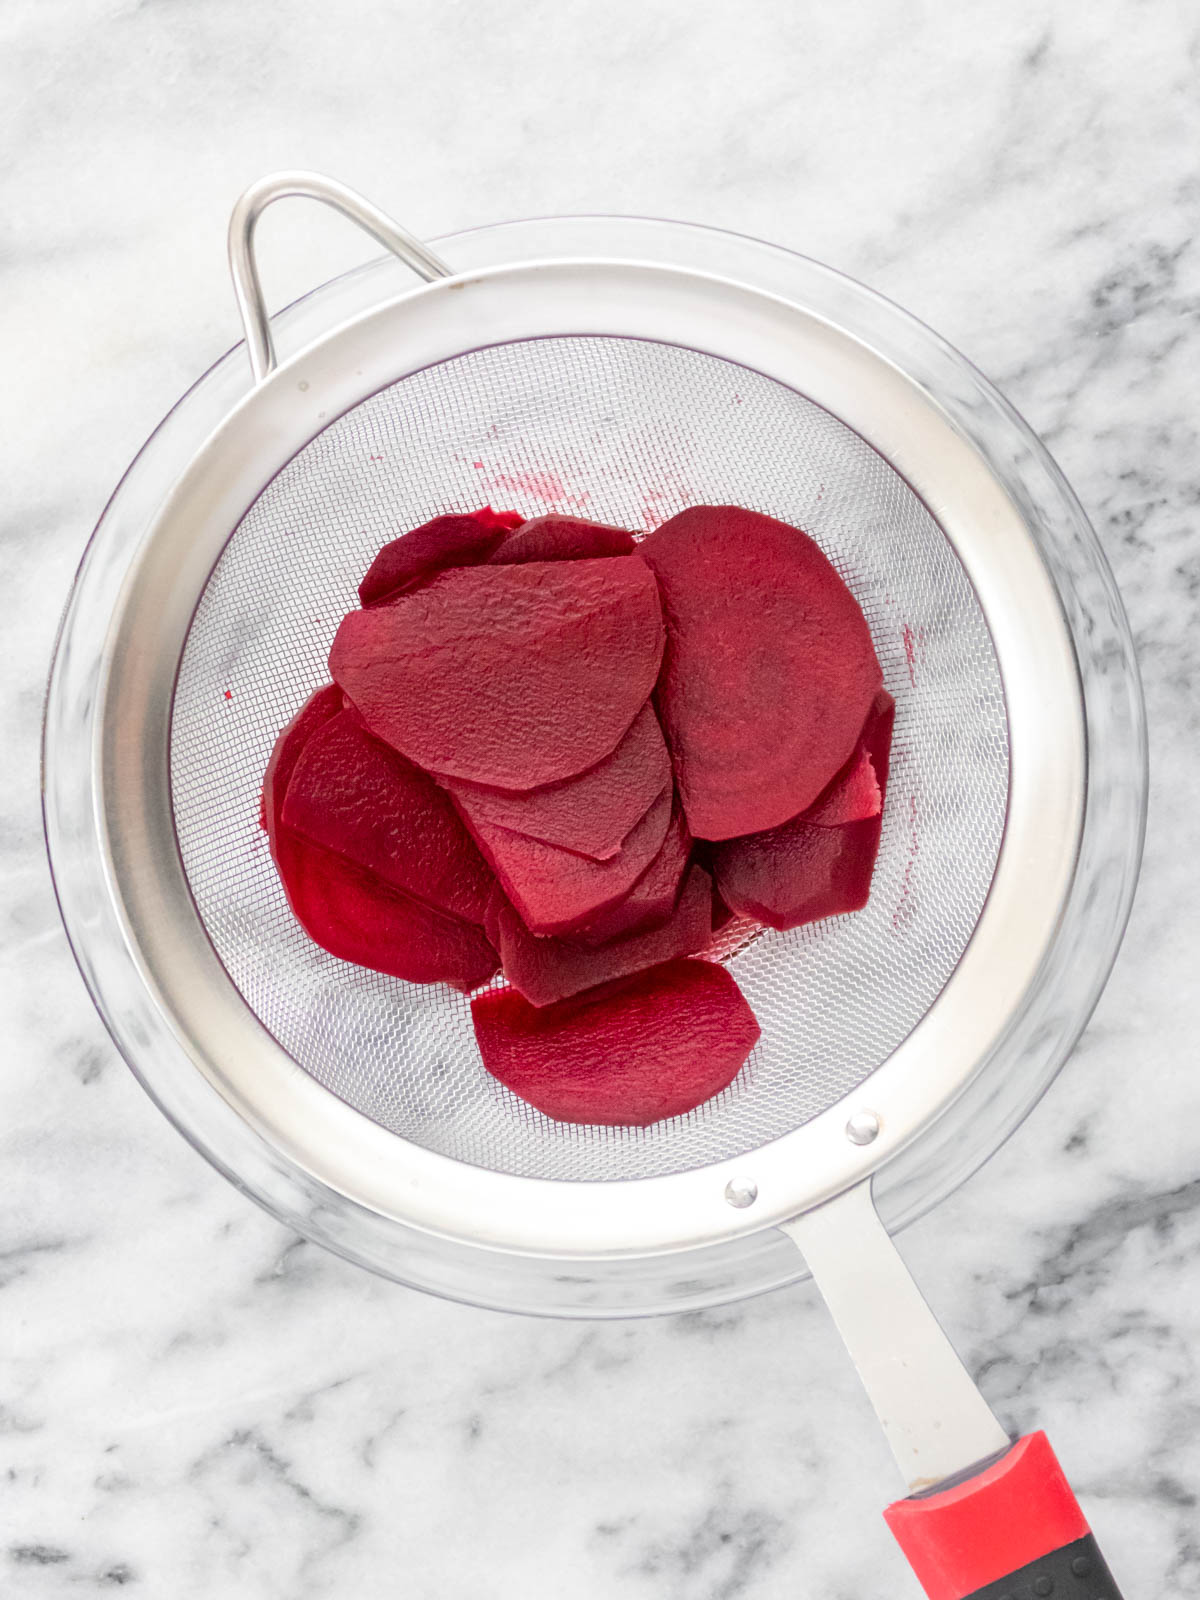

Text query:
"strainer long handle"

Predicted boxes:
[[228, 171, 452, 383], [785, 1184, 1125, 1598]]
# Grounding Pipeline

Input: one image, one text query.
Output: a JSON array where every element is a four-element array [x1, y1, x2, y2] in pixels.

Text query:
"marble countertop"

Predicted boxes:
[[4, 2, 1198, 1594]]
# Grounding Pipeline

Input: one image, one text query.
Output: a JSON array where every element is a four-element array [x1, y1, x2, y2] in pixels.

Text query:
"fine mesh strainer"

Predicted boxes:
[[45, 174, 1145, 1596]]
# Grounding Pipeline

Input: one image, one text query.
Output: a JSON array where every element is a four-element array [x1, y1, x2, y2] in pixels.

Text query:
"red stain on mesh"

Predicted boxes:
[[487, 469, 567, 502], [891, 792, 920, 930], [902, 622, 927, 687], [639, 489, 669, 531], [478, 468, 590, 509]]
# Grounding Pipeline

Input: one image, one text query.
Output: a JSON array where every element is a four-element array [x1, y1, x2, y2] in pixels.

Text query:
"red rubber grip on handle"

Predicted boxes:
[[884, 1433, 1089, 1600]]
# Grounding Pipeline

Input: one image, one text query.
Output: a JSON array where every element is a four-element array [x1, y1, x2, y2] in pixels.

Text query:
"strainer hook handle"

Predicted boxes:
[[228, 171, 453, 384]]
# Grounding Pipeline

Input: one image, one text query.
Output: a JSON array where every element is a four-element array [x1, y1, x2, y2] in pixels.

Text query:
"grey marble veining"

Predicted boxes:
[[3, 1, 1199, 1595]]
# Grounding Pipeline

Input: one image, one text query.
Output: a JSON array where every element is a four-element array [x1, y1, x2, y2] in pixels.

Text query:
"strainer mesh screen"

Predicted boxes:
[[170, 336, 1008, 1181]]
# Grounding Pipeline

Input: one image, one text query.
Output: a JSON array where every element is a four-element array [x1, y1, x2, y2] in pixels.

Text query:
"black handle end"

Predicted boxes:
[[964, 1533, 1122, 1600]]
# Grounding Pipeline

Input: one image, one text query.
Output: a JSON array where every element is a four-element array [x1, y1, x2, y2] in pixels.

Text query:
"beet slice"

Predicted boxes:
[[272, 828, 499, 991], [462, 784, 673, 936], [491, 863, 713, 1007], [489, 515, 636, 565], [710, 888, 737, 932], [442, 702, 671, 862], [357, 507, 523, 607], [711, 692, 895, 930], [482, 883, 507, 953], [864, 692, 895, 790], [262, 691, 496, 990], [568, 800, 692, 945], [331, 556, 665, 789], [471, 959, 760, 1125], [804, 740, 882, 828], [281, 709, 495, 924], [638, 505, 883, 839], [260, 683, 344, 833], [714, 823, 869, 931]]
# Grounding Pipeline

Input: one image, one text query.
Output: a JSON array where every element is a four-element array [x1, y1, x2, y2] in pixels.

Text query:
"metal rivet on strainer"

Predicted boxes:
[[724, 1177, 758, 1208], [845, 1111, 881, 1146]]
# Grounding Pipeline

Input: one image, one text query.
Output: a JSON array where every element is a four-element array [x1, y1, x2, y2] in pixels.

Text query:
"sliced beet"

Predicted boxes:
[[442, 702, 671, 862], [462, 784, 674, 936], [711, 692, 895, 930], [568, 800, 692, 945], [262, 689, 496, 990], [272, 827, 498, 991], [331, 556, 665, 789], [860, 689, 895, 794], [710, 888, 737, 932], [713, 822, 870, 931], [803, 740, 881, 828], [638, 505, 883, 839], [482, 882, 507, 953], [492, 863, 713, 1008], [470, 959, 760, 1125], [357, 507, 523, 607], [260, 683, 344, 834], [280, 709, 495, 925], [489, 515, 636, 565]]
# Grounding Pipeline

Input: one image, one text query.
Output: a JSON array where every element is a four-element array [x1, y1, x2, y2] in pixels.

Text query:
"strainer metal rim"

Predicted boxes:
[[81, 256, 1081, 1258]]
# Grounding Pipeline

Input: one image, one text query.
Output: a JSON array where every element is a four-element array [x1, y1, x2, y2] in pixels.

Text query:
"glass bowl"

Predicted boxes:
[[43, 216, 1146, 1315]]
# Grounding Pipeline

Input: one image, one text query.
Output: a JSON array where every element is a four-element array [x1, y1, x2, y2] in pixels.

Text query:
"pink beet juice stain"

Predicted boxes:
[[480, 468, 590, 509], [901, 622, 929, 687], [892, 792, 920, 929]]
